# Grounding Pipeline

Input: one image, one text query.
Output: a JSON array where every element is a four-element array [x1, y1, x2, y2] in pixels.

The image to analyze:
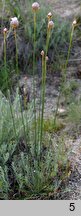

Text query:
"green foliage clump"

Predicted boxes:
[[68, 101, 81, 125], [43, 118, 65, 133], [0, 0, 73, 200], [0, 90, 69, 199]]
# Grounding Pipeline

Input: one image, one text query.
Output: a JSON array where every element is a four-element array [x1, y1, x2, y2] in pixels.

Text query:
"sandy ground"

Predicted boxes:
[[47, 0, 81, 18]]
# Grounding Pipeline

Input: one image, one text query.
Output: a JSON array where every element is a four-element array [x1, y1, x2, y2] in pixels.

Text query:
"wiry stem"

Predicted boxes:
[[46, 28, 50, 56], [62, 25, 74, 84], [14, 30, 27, 147], [40, 54, 45, 149], [54, 25, 74, 125], [33, 12, 37, 157], [4, 32, 17, 139], [40, 27, 50, 148], [53, 91, 60, 126]]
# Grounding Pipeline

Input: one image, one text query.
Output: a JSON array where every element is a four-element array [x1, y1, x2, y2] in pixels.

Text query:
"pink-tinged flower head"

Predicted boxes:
[[10, 17, 19, 29], [3, 28, 8, 34], [47, 12, 52, 20], [32, 2, 40, 12], [48, 20, 54, 29]]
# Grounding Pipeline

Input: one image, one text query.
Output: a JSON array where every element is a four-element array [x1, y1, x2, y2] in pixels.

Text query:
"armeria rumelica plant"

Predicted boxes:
[[0, 1, 73, 200]]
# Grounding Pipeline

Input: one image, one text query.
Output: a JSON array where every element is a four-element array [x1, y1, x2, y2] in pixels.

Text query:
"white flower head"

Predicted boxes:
[[41, 50, 44, 56], [10, 17, 19, 29], [48, 20, 54, 29], [32, 2, 40, 12], [72, 19, 77, 27], [47, 12, 52, 20]]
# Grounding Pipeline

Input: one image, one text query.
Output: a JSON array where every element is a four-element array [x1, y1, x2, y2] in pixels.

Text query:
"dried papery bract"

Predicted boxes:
[[32, 2, 40, 12], [48, 20, 54, 30], [3, 28, 8, 35], [41, 50, 44, 57], [10, 17, 19, 29], [72, 19, 77, 29], [47, 12, 52, 21]]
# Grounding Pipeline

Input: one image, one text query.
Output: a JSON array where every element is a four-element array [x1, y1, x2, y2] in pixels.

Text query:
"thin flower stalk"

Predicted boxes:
[[46, 28, 50, 56], [40, 19, 54, 146], [54, 21, 76, 126], [40, 51, 45, 150], [3, 29, 17, 139], [53, 91, 60, 126], [33, 10, 37, 157], [46, 20, 54, 55], [24, 87, 30, 148], [62, 23, 75, 84], [14, 29, 27, 147]]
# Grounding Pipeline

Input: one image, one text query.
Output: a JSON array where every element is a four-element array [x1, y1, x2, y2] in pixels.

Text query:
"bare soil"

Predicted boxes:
[[47, 0, 81, 19]]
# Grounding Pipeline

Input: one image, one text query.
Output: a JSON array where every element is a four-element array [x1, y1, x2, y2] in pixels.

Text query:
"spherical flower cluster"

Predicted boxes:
[[48, 20, 54, 29], [32, 2, 40, 12], [10, 17, 19, 29]]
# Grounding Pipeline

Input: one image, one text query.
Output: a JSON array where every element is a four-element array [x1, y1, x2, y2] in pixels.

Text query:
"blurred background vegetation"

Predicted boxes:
[[0, 0, 73, 94]]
